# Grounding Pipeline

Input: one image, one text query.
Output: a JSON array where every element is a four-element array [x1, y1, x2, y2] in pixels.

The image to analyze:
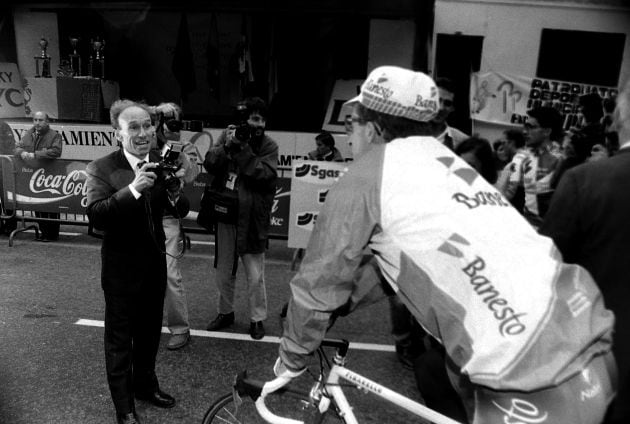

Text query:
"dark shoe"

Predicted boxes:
[[135, 388, 176, 409], [395, 341, 416, 370], [116, 412, 140, 424], [167, 332, 190, 350], [249, 321, 265, 340], [206, 312, 234, 331]]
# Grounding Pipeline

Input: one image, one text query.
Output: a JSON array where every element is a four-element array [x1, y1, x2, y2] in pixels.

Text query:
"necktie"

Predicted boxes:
[[137, 162, 155, 238]]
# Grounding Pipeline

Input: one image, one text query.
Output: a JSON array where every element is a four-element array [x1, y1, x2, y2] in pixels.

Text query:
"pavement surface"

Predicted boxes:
[[0, 224, 426, 424]]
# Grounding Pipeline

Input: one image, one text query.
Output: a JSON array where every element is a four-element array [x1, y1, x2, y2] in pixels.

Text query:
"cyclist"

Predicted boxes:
[[273, 66, 617, 423]]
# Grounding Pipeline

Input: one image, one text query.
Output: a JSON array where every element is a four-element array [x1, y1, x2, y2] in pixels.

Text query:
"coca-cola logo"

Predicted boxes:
[[492, 398, 548, 423], [28, 168, 89, 207]]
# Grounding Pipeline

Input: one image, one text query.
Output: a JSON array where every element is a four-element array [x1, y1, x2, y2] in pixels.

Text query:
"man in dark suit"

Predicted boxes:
[[86, 99, 175, 424], [540, 80, 630, 424]]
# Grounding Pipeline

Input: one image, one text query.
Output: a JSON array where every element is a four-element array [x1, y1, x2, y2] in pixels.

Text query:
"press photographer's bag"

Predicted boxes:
[[198, 188, 239, 227]]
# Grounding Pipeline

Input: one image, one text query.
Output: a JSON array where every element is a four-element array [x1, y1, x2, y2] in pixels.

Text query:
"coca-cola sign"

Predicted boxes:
[[28, 168, 88, 206], [2, 158, 89, 213]]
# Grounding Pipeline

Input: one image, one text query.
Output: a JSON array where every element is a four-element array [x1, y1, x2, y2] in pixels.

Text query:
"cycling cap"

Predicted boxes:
[[345, 66, 439, 122]]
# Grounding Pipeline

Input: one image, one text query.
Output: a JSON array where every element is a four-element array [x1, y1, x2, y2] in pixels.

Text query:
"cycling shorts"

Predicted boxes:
[[472, 352, 616, 424]]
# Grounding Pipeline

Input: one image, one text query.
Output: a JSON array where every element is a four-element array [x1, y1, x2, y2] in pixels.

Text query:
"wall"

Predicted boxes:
[[368, 19, 415, 72], [434, 0, 630, 141], [13, 10, 59, 79]]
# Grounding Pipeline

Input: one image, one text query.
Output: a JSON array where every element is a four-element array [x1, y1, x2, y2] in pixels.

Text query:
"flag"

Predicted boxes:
[[172, 13, 196, 101]]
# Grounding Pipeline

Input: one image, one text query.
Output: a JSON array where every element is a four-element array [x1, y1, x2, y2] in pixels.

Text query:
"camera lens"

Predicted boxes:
[[165, 119, 183, 132]]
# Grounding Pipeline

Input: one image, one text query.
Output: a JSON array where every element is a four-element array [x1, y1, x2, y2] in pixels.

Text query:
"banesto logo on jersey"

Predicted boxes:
[[318, 189, 329, 204], [294, 163, 342, 183], [296, 212, 318, 231]]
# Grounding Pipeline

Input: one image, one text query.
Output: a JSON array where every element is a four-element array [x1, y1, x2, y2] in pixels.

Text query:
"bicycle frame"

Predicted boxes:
[[255, 364, 462, 424]]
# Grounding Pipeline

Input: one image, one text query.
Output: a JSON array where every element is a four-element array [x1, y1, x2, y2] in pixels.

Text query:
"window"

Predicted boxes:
[[537, 28, 625, 87]]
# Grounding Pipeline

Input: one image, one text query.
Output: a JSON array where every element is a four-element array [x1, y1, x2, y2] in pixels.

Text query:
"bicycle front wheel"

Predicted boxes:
[[202, 391, 343, 424]]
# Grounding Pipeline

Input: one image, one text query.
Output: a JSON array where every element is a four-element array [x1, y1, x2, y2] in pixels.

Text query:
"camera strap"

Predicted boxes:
[[144, 191, 186, 260]]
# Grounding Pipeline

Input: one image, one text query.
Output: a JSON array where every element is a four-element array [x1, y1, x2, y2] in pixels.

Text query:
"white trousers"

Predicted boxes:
[[163, 217, 189, 334]]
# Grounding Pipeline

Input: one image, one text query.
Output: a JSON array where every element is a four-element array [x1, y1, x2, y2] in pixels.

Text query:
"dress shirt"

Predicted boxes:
[[123, 149, 149, 199]]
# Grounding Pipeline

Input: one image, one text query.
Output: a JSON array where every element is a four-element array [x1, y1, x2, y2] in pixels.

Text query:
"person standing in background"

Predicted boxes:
[[203, 97, 278, 340], [307, 131, 344, 162], [152, 102, 199, 351], [504, 106, 562, 227], [496, 128, 527, 212], [14, 111, 62, 241], [432, 77, 469, 150]]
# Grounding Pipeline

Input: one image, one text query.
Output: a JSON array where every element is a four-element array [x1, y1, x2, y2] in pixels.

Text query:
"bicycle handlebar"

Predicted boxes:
[[232, 339, 350, 424], [255, 376, 304, 424], [234, 371, 312, 424]]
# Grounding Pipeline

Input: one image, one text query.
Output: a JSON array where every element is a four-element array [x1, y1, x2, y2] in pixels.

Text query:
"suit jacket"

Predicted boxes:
[[86, 148, 167, 295], [540, 147, 630, 377], [15, 126, 63, 159]]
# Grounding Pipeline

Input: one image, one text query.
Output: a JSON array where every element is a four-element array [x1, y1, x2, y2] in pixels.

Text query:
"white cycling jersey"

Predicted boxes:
[[280, 136, 613, 392]]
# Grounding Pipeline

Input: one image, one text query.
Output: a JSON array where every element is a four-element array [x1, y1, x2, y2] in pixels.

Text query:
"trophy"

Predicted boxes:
[[88, 38, 106, 79], [69, 37, 82, 76], [34, 36, 52, 78]]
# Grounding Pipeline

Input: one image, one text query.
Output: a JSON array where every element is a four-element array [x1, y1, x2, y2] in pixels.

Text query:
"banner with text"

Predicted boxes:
[[0, 63, 26, 118], [287, 160, 348, 248], [470, 71, 618, 129], [0, 156, 293, 238], [4, 121, 353, 169], [1, 157, 89, 213]]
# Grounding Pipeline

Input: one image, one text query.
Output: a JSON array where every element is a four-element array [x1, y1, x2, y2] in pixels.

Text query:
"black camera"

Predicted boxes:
[[155, 111, 184, 149], [234, 122, 253, 143], [231, 102, 264, 144], [155, 142, 183, 191], [232, 102, 252, 143]]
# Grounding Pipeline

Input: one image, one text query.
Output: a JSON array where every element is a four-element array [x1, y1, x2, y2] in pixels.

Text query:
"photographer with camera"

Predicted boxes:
[[86, 100, 178, 424], [202, 97, 278, 340], [152, 102, 200, 350]]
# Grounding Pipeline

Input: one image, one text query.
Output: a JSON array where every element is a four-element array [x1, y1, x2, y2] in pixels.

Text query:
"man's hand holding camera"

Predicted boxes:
[[224, 124, 243, 152], [132, 162, 159, 193]]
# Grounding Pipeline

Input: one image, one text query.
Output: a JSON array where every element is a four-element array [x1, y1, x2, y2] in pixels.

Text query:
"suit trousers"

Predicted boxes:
[[104, 283, 165, 414], [215, 221, 267, 322], [163, 217, 190, 334]]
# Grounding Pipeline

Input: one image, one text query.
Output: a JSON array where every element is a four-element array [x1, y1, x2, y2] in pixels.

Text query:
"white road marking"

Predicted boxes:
[[74, 318, 395, 352]]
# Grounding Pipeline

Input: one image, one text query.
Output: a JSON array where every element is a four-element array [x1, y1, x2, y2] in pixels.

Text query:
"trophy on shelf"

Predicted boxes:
[[34, 36, 52, 78], [69, 37, 82, 76], [88, 37, 106, 79]]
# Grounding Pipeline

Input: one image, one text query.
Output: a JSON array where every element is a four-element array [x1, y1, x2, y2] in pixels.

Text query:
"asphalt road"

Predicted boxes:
[[0, 225, 426, 424]]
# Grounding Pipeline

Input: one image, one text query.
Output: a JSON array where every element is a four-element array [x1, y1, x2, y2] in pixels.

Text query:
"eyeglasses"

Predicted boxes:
[[344, 116, 364, 134]]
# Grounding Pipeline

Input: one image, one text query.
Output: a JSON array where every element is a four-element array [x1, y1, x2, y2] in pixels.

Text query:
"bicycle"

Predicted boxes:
[[202, 338, 462, 424]]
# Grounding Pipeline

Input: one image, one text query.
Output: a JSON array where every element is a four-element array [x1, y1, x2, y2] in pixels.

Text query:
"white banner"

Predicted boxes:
[[3, 121, 354, 168], [287, 160, 348, 248], [470, 71, 618, 129], [0, 63, 26, 118]]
